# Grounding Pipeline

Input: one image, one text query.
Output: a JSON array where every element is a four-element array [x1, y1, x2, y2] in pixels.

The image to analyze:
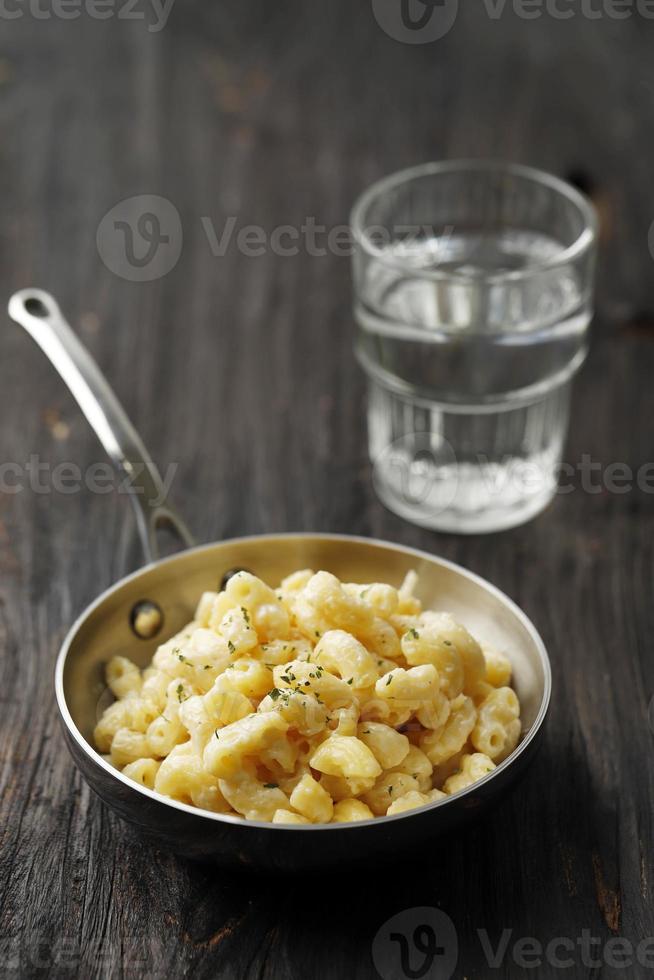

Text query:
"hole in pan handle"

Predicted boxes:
[[7, 288, 196, 564]]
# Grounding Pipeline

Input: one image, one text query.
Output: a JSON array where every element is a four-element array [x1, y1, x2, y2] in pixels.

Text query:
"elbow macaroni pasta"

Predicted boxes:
[[94, 569, 522, 823]]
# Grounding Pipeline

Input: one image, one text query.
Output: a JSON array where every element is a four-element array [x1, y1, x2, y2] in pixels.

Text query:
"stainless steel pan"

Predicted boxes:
[[8, 288, 552, 872]]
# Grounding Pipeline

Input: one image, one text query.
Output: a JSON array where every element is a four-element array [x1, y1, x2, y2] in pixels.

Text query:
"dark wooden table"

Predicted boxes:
[[1, 2, 653, 977]]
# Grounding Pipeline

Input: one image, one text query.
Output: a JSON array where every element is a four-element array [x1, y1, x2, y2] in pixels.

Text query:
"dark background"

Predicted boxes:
[[1, 2, 653, 977]]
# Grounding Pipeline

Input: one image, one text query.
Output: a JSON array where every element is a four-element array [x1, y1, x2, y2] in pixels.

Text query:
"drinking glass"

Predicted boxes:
[[351, 161, 598, 534]]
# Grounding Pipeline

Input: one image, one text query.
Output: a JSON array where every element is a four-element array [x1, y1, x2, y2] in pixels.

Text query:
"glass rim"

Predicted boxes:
[[349, 160, 598, 284]]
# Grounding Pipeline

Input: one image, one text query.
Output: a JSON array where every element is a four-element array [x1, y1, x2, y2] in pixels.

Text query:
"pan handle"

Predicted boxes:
[[7, 288, 195, 564]]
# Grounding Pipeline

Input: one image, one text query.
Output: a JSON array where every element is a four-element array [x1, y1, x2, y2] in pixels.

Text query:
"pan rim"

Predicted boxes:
[[55, 532, 552, 831]]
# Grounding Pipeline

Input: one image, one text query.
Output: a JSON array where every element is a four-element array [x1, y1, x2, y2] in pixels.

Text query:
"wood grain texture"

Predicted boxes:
[[1, 2, 653, 977]]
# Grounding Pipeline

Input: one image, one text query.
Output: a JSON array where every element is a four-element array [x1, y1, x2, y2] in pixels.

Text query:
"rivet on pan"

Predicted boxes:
[[220, 567, 253, 591], [130, 600, 164, 639]]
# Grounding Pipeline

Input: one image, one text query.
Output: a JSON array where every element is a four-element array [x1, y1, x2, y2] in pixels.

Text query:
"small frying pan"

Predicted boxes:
[[8, 288, 551, 872]]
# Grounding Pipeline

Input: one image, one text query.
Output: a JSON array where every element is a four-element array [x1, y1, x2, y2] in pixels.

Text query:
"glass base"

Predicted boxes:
[[367, 380, 570, 535], [374, 472, 557, 534]]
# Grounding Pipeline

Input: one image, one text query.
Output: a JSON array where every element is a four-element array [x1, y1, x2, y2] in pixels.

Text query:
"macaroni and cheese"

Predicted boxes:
[[94, 569, 522, 823]]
